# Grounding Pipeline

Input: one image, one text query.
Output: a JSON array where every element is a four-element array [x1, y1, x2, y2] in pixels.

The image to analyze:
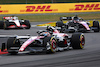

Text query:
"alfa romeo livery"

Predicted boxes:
[[1, 26, 85, 54], [56, 15, 99, 33]]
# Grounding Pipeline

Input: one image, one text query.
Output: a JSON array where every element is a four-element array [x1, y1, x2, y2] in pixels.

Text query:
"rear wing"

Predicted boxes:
[[60, 17, 72, 21], [2, 17, 18, 20], [2, 17, 13, 20]]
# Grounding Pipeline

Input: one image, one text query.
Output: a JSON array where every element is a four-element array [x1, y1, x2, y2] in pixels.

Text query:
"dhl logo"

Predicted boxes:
[[20, 5, 58, 12], [0, 6, 8, 13], [70, 4, 100, 11], [0, 6, 2, 12]]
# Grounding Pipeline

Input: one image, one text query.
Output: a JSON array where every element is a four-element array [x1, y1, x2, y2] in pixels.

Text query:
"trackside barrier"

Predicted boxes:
[[37, 20, 100, 27], [0, 2, 100, 14]]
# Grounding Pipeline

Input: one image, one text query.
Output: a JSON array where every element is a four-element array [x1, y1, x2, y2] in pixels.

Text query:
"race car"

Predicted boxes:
[[0, 16, 31, 29], [1, 26, 85, 54], [56, 15, 99, 33]]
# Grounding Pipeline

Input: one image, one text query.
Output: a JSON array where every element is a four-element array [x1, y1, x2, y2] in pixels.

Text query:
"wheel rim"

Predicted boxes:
[[81, 36, 85, 45], [52, 40, 56, 49], [80, 35, 85, 48], [51, 39, 56, 52]]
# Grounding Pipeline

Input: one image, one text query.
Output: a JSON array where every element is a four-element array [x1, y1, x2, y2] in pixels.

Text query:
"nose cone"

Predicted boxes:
[[19, 48, 24, 52], [14, 20, 21, 27]]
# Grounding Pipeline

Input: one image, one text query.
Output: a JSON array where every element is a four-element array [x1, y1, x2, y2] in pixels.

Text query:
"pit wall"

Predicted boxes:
[[0, 2, 100, 14]]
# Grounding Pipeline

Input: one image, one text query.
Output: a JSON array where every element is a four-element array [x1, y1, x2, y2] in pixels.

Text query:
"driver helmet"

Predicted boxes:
[[11, 15, 18, 20], [73, 15, 79, 22], [40, 32, 50, 36]]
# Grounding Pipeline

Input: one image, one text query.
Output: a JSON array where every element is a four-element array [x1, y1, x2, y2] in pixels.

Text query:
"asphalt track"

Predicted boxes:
[[0, 22, 100, 67]]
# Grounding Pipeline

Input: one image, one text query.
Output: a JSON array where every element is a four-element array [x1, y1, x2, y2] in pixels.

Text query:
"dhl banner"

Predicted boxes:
[[0, 2, 100, 14]]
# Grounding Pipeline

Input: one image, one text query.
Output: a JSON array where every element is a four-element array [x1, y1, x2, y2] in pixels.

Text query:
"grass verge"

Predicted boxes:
[[0, 13, 100, 22]]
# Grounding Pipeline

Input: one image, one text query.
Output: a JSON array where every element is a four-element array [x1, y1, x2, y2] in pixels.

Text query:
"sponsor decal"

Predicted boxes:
[[0, 6, 2, 12], [0, 6, 8, 13], [20, 5, 58, 12], [69, 4, 100, 11], [0, 2, 100, 14], [0, 49, 8, 55]]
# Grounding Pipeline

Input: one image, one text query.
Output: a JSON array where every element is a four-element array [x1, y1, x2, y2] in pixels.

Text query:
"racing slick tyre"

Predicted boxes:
[[7, 37, 20, 54], [24, 20, 31, 29], [4, 21, 9, 30], [56, 21, 63, 27], [93, 21, 99, 32], [0, 21, 4, 29], [43, 36, 57, 54], [71, 33, 85, 49]]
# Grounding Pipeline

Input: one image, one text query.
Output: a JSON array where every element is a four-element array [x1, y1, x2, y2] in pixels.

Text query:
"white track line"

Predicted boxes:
[[0, 35, 16, 37], [31, 25, 37, 27]]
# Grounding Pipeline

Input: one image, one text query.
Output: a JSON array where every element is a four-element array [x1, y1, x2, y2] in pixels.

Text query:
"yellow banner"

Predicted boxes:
[[0, 2, 100, 14]]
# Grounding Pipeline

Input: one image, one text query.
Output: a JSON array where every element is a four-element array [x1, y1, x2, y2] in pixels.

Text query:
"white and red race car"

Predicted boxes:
[[0, 16, 31, 29], [56, 15, 99, 33], [1, 26, 85, 54]]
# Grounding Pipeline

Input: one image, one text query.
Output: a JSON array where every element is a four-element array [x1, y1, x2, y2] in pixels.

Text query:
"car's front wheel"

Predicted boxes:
[[0, 21, 4, 29], [71, 33, 85, 49], [7, 37, 20, 54], [43, 36, 57, 54], [4, 21, 9, 30]]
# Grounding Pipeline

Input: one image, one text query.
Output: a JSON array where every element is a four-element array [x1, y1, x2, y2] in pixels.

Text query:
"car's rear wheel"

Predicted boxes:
[[43, 36, 57, 54], [7, 37, 20, 54], [24, 20, 31, 29], [93, 21, 99, 32], [0, 21, 4, 29], [71, 33, 85, 49]]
